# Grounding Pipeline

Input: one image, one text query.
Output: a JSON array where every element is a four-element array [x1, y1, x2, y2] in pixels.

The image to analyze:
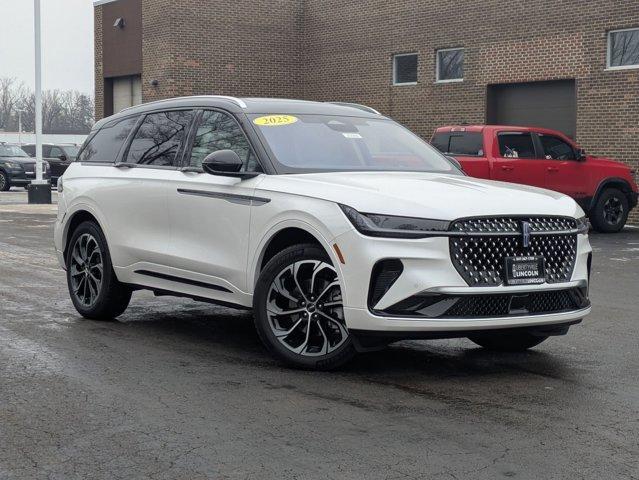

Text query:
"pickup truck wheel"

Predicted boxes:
[[253, 244, 355, 370], [468, 332, 548, 351], [0, 171, 10, 191], [590, 188, 628, 233]]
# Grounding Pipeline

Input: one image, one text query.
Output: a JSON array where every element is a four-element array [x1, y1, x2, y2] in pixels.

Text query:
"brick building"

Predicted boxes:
[[94, 0, 639, 218]]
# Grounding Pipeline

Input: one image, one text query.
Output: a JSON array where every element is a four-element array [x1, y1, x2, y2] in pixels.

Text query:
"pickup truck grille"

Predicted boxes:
[[449, 216, 578, 287]]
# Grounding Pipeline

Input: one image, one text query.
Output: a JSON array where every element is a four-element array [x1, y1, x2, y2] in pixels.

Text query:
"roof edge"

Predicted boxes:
[[93, 0, 122, 7]]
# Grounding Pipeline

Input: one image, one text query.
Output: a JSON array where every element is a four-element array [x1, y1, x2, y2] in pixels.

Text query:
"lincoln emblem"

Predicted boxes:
[[522, 221, 531, 249]]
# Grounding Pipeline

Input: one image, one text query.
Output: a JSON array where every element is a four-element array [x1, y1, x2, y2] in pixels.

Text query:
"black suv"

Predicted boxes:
[[0, 143, 49, 191], [21, 143, 79, 185]]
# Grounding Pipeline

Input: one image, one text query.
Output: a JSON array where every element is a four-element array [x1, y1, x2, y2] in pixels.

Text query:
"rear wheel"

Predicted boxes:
[[253, 244, 355, 370], [469, 332, 548, 351], [66, 221, 132, 320], [0, 171, 10, 191], [590, 188, 628, 233]]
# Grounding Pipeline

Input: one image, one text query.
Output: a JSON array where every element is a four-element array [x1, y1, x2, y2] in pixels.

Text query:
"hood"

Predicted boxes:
[[0, 156, 35, 165], [257, 171, 583, 220], [586, 155, 632, 171]]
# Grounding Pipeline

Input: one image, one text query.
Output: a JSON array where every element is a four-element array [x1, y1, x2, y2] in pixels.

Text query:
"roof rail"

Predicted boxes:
[[327, 102, 381, 115], [119, 95, 247, 114]]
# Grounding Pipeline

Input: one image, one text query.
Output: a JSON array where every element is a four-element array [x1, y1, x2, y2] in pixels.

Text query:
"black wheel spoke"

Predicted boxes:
[[69, 233, 103, 307], [266, 259, 348, 357]]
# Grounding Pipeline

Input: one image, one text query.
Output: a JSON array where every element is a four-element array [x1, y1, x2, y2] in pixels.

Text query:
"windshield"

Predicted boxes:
[[249, 114, 459, 174], [62, 145, 80, 158], [0, 145, 29, 158]]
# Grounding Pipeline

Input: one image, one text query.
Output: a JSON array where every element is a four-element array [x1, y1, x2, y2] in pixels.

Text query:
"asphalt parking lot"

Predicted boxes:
[[1, 189, 638, 480]]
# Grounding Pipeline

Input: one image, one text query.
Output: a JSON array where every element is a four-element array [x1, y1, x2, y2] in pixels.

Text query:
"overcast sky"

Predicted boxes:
[[0, 0, 94, 94]]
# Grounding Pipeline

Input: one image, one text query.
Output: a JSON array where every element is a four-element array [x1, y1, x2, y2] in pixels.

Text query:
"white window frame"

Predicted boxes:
[[606, 27, 639, 71], [392, 53, 418, 86], [436, 47, 464, 83]]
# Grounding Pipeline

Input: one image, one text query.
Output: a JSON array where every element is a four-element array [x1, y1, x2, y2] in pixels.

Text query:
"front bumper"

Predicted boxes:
[[333, 229, 592, 333], [5, 166, 50, 185], [343, 305, 590, 333]]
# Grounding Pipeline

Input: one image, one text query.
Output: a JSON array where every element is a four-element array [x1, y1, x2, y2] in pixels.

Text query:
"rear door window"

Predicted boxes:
[[497, 132, 536, 159], [78, 116, 139, 163], [432, 132, 483, 156], [538, 134, 575, 160], [126, 110, 194, 166]]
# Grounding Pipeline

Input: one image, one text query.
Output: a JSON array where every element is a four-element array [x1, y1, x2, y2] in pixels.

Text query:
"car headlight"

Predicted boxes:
[[576, 216, 589, 234], [2, 161, 21, 169], [339, 204, 450, 238]]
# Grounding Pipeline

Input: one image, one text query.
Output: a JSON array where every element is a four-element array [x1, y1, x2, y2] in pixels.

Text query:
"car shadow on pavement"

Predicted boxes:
[[90, 298, 573, 382]]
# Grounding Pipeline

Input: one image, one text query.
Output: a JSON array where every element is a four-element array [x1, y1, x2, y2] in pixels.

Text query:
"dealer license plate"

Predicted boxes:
[[504, 256, 545, 285]]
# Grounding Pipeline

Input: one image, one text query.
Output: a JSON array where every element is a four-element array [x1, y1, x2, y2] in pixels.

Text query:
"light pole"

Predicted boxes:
[[28, 0, 51, 204], [16, 109, 24, 144]]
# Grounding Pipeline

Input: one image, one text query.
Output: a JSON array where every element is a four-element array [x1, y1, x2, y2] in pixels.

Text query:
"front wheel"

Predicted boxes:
[[253, 244, 355, 370], [0, 171, 10, 191], [66, 221, 132, 320], [468, 332, 548, 351], [590, 188, 629, 233]]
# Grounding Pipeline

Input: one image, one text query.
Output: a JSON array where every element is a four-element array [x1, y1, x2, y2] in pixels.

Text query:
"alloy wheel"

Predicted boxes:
[[0, 172, 7, 191], [603, 196, 624, 225], [69, 233, 103, 307], [266, 260, 348, 356]]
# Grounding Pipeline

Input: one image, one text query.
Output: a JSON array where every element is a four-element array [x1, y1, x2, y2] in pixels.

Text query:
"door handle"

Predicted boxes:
[[500, 165, 514, 171], [547, 167, 559, 172]]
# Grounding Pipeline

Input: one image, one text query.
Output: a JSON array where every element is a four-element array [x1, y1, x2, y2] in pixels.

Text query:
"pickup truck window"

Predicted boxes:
[[498, 132, 536, 159], [431, 132, 483, 156], [538, 134, 576, 160]]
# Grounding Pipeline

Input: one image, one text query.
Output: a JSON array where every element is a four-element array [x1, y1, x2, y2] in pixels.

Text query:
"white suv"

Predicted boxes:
[[54, 96, 592, 369]]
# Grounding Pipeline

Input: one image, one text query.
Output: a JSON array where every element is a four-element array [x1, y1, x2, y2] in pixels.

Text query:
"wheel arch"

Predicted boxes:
[[590, 177, 634, 212], [62, 207, 109, 265], [250, 222, 342, 292]]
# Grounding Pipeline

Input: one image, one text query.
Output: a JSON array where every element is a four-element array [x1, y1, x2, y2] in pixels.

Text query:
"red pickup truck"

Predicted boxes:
[[432, 125, 638, 232]]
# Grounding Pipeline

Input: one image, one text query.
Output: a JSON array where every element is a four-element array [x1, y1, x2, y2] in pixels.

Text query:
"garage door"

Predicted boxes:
[[486, 80, 576, 139]]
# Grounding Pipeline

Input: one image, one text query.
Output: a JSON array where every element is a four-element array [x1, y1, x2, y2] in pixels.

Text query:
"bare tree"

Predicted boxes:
[[0, 76, 94, 134]]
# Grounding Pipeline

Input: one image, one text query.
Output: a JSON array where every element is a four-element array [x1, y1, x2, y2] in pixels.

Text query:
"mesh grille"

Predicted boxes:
[[443, 290, 580, 318], [449, 217, 578, 287], [450, 216, 577, 233]]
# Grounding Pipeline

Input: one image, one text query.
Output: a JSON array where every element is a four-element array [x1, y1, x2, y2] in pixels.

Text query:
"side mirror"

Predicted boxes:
[[58, 154, 67, 161], [201, 150, 259, 179], [576, 148, 586, 162]]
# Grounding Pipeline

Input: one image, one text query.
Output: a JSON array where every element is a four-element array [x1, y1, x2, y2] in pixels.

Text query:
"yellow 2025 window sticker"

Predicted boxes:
[[253, 115, 298, 127]]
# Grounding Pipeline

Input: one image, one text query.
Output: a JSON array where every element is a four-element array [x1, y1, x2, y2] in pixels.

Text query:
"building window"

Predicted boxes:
[[607, 28, 639, 69], [393, 53, 418, 85], [436, 48, 464, 82]]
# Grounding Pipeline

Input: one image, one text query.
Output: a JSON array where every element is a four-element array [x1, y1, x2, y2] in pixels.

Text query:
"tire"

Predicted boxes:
[[66, 220, 132, 320], [253, 243, 355, 370], [0, 171, 10, 191], [589, 188, 629, 233], [468, 332, 549, 352]]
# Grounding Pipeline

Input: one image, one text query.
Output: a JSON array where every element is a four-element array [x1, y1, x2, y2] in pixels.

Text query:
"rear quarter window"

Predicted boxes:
[[77, 115, 139, 163], [431, 132, 483, 156]]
